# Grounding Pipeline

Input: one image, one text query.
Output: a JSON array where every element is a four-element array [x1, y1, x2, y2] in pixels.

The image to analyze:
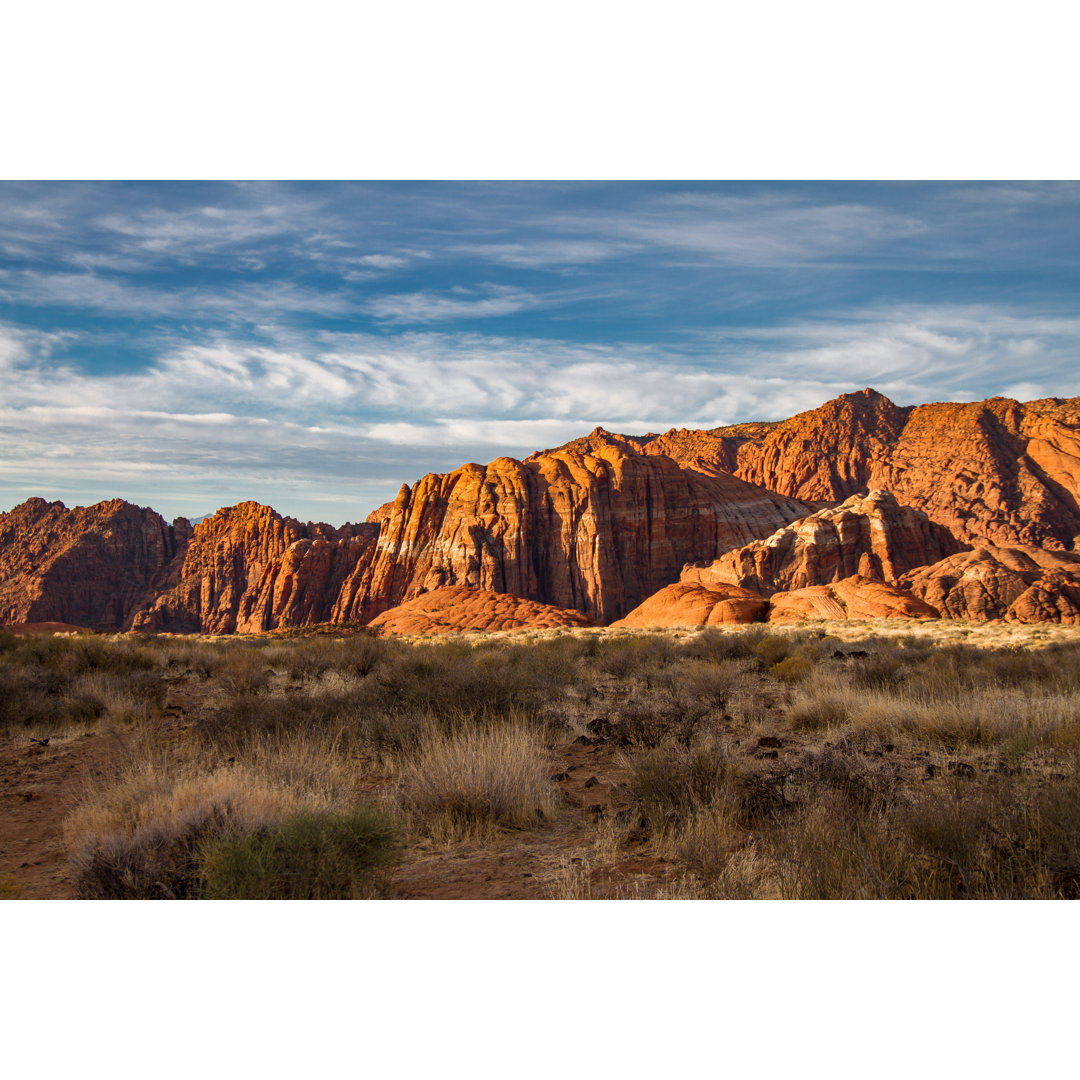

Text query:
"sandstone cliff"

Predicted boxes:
[[0, 498, 190, 631], [5, 388, 1080, 634], [130, 502, 379, 633], [681, 490, 965, 596], [339, 440, 809, 624], [626, 390, 1080, 551]]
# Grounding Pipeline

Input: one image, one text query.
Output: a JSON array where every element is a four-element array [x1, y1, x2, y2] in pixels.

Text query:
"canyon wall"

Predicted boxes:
[[3, 388, 1080, 632]]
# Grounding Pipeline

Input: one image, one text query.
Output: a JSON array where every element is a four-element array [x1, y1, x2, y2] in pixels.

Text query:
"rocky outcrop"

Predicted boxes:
[[611, 582, 768, 628], [0, 498, 190, 631], [5, 388, 1080, 633], [767, 576, 940, 622], [681, 490, 964, 596], [628, 390, 1080, 551], [368, 585, 596, 635], [338, 441, 809, 624], [901, 546, 1080, 624], [130, 503, 379, 634]]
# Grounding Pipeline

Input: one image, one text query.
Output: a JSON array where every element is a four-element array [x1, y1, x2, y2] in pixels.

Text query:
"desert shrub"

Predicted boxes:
[[626, 742, 737, 837], [788, 690, 850, 731], [900, 775, 1080, 899], [612, 696, 695, 748], [212, 646, 273, 697], [75, 668, 166, 723], [396, 721, 557, 840], [673, 807, 745, 879], [0, 663, 110, 732], [678, 627, 766, 663], [198, 690, 355, 752], [199, 806, 402, 899], [753, 635, 791, 667], [590, 635, 675, 680], [765, 801, 911, 900], [66, 765, 298, 899], [846, 648, 905, 692], [0, 873, 24, 899], [795, 740, 900, 810], [369, 642, 549, 721], [771, 651, 814, 683]]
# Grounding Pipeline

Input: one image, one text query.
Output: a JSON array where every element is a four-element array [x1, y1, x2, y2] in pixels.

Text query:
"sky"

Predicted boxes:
[[2, 180, 1080, 525]]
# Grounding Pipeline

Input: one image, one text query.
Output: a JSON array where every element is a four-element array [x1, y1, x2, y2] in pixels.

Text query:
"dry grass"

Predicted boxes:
[[1, 617, 1070, 899], [395, 720, 559, 843]]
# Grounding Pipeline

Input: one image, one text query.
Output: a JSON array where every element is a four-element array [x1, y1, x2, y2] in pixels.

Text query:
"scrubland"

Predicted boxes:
[[2, 619, 1080, 900]]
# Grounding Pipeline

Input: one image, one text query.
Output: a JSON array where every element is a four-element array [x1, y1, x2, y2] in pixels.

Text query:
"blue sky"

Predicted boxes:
[[2, 180, 1080, 525]]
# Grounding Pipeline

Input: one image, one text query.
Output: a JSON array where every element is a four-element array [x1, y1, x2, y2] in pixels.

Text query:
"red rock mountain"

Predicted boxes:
[[2, 388, 1080, 632], [0, 498, 190, 630]]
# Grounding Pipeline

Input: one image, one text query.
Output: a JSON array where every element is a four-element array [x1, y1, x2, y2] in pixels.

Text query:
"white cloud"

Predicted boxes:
[[3, 302, 1080, 523], [365, 285, 545, 323], [547, 192, 927, 267]]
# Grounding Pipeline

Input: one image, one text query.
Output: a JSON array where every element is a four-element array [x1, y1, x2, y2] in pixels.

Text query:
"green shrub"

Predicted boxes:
[[753, 636, 791, 667], [771, 653, 813, 682], [200, 806, 403, 900]]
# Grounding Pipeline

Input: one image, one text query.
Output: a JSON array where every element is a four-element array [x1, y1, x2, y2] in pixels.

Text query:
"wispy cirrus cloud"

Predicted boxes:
[[4, 300, 1080, 523], [364, 285, 549, 323]]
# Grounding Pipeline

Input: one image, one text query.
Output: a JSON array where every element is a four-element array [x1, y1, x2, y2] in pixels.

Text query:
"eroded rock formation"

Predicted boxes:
[[767, 576, 940, 623], [681, 490, 964, 596], [611, 582, 768, 628], [0, 498, 190, 631], [901, 546, 1080, 624], [369, 585, 596, 635], [130, 502, 379, 634], [3, 388, 1080, 633]]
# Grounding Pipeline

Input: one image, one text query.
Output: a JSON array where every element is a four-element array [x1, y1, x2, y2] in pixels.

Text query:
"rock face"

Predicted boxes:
[[369, 585, 596, 635], [767, 576, 940, 623], [682, 490, 964, 596], [340, 440, 809, 624], [901, 546, 1080, 624], [0, 498, 190, 631], [634, 389, 1080, 550], [130, 502, 379, 634], [612, 582, 769, 628], [4, 387, 1080, 633]]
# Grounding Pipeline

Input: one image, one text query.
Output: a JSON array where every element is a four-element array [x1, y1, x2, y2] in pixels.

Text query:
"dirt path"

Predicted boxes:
[[0, 730, 115, 898]]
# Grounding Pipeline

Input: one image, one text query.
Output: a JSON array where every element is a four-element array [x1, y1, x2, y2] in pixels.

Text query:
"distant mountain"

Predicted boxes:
[[2, 388, 1079, 632]]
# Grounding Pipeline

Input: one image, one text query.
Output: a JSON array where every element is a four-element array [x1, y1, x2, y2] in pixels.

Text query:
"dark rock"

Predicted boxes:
[[588, 804, 605, 817], [925, 763, 939, 778], [948, 761, 976, 779], [586, 717, 618, 737], [573, 735, 596, 745], [584, 776, 600, 788], [759, 749, 779, 759], [757, 736, 784, 748], [551, 772, 570, 782]]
